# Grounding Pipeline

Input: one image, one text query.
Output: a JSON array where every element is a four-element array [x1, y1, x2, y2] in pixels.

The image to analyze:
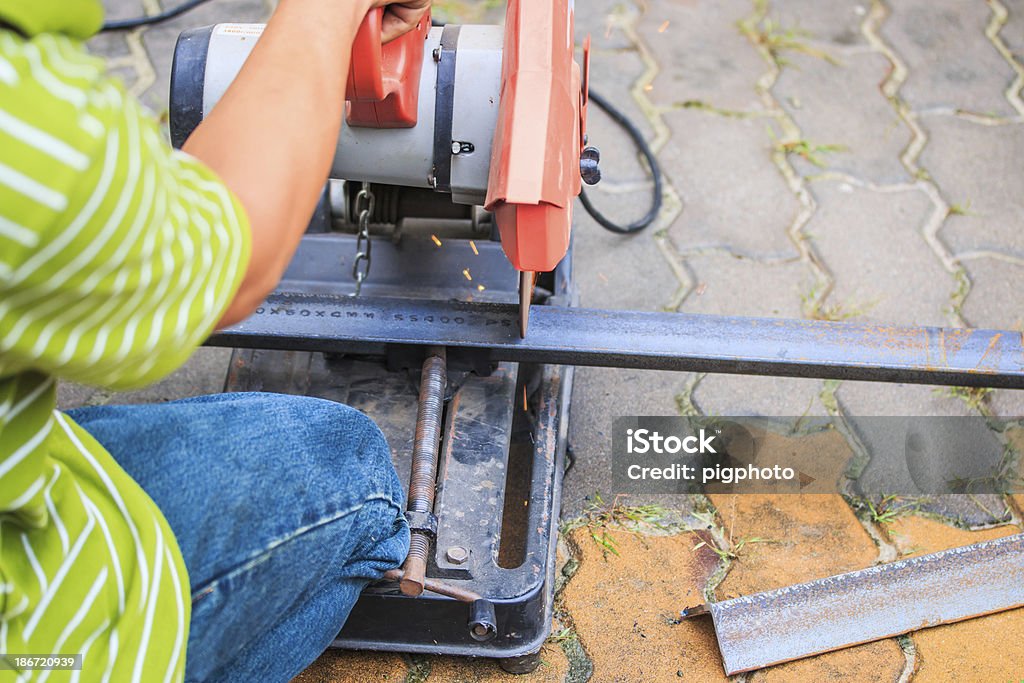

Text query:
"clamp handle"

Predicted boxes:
[[346, 7, 430, 128]]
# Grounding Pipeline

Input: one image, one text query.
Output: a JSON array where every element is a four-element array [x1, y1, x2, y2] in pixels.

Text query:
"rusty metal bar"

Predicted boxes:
[[400, 346, 447, 596], [383, 568, 482, 603], [683, 533, 1024, 675], [209, 294, 1024, 388]]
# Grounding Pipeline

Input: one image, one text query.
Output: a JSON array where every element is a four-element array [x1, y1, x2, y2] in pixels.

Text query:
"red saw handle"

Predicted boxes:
[[346, 7, 430, 128]]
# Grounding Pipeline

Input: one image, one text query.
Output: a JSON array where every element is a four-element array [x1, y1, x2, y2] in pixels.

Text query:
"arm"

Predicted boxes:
[[183, 0, 430, 329]]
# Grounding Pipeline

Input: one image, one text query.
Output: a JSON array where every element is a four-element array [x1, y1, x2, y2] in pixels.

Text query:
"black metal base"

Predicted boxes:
[[222, 231, 574, 662]]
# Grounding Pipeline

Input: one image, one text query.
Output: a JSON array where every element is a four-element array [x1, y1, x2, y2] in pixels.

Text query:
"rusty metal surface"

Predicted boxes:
[[692, 534, 1024, 675], [401, 348, 448, 596]]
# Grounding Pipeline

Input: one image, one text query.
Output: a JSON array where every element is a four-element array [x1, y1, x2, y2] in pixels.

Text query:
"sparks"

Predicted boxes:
[[658, 20, 670, 32], [463, 269, 472, 281], [477, 284, 486, 292], [431, 234, 442, 247], [470, 240, 479, 255]]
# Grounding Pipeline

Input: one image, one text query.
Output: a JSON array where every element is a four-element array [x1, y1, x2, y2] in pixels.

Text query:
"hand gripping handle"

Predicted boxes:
[[346, 7, 430, 128]]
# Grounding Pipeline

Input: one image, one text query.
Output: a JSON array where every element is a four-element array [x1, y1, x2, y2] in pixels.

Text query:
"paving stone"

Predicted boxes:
[[679, 252, 809, 318], [57, 347, 234, 409], [774, 51, 911, 183], [691, 374, 827, 422], [1003, 0, 1024, 57], [101, 0, 149, 23], [426, 645, 569, 682], [564, 367, 694, 515], [989, 386, 1024, 420], [639, 0, 766, 112], [560, 527, 726, 681], [882, 517, 1024, 683], [770, 0, 870, 47], [572, 216, 679, 313], [961, 257, 1024, 330], [292, 651, 408, 683], [805, 181, 952, 327], [754, 644, 906, 682], [574, 0, 638, 52], [87, 30, 133, 59], [677, 253, 831, 422], [921, 118, 1024, 260], [585, 47, 657, 184], [660, 109, 799, 259], [709, 493, 878, 595], [139, 0, 271, 111], [887, 514, 1018, 557], [835, 382, 1016, 525], [709, 493, 906, 682], [881, 0, 1018, 116]]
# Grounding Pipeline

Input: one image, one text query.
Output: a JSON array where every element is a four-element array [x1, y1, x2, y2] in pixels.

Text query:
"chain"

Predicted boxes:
[[351, 181, 374, 296]]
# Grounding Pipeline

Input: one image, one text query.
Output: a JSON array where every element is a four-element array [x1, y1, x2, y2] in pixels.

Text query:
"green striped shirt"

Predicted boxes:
[[0, 8, 251, 682]]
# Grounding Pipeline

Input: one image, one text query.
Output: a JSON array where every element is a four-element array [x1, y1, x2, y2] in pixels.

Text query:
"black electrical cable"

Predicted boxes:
[[580, 89, 662, 234], [101, 0, 212, 31], [103, 2, 662, 234]]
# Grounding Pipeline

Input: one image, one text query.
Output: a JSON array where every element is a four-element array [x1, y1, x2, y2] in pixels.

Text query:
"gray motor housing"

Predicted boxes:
[[169, 23, 503, 206]]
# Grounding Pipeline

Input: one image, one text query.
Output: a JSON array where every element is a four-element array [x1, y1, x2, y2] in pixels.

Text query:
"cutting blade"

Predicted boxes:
[[519, 270, 535, 338]]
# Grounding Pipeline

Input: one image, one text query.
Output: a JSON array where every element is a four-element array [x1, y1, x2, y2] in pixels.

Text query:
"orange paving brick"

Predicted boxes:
[[292, 650, 407, 683], [885, 515, 1024, 682], [708, 494, 878, 595], [426, 643, 569, 682], [560, 526, 725, 681], [711, 494, 905, 681]]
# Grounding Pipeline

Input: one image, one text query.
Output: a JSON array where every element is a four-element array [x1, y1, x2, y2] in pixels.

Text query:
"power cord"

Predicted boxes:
[[101, 0, 213, 31], [581, 89, 662, 234], [102, 0, 663, 234]]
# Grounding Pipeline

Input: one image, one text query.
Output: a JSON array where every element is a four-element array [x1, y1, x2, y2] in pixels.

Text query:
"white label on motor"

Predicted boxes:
[[214, 23, 265, 37]]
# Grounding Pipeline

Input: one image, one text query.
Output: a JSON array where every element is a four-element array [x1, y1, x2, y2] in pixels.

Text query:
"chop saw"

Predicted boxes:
[[167, 0, 1024, 674], [170, 0, 597, 671], [171, 0, 597, 338]]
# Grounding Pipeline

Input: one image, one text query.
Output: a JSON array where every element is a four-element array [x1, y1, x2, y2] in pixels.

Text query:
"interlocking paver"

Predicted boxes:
[[774, 51, 911, 183], [291, 651, 408, 683], [880, 0, 1018, 117], [960, 257, 1024, 329], [691, 374, 827, 422], [770, 0, 870, 48], [709, 493, 907, 681], [426, 646, 569, 682], [559, 527, 725, 682], [573, 0, 637, 52], [804, 181, 952, 326], [659, 109, 799, 259], [564, 366, 692, 515], [884, 517, 1024, 683], [921, 117, 1024, 260], [1003, 0, 1024, 57], [584, 46, 657, 185], [639, 0, 766, 112]]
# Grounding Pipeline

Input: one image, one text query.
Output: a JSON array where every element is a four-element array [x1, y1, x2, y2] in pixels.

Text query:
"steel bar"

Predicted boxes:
[[683, 534, 1024, 675], [400, 346, 447, 597], [208, 293, 1024, 388]]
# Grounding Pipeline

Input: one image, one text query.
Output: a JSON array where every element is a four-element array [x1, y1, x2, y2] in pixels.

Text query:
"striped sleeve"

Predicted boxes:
[[0, 31, 251, 390]]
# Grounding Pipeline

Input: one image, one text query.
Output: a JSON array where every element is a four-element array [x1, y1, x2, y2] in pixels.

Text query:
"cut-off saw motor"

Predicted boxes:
[[169, 1, 598, 336]]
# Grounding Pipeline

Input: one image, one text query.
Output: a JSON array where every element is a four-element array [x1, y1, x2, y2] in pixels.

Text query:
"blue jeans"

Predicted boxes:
[[67, 392, 410, 683]]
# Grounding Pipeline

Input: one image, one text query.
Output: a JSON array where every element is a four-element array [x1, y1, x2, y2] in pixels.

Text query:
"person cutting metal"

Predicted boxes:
[[0, 0, 428, 680]]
